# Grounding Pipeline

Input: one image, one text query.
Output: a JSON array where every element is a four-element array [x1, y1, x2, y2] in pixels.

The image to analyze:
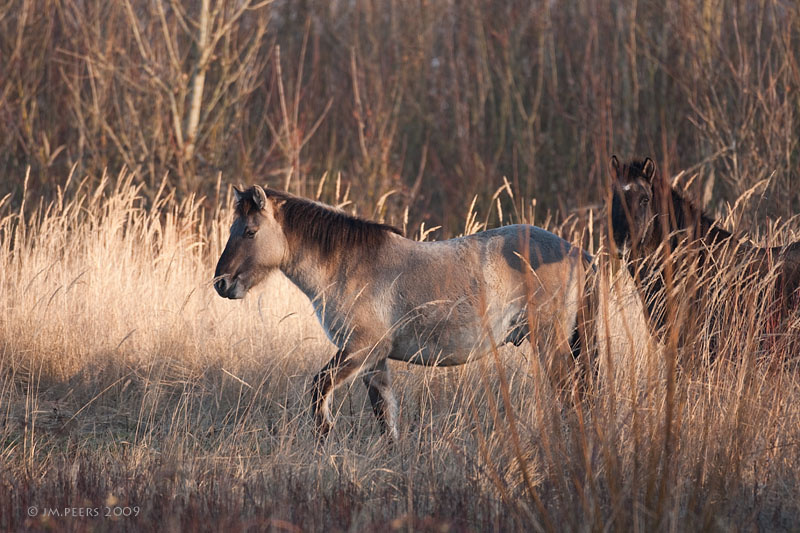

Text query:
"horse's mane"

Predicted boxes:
[[663, 183, 733, 245], [236, 187, 402, 257]]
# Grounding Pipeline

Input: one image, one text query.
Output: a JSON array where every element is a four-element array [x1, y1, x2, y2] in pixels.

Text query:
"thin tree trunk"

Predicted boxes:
[[184, 0, 211, 164]]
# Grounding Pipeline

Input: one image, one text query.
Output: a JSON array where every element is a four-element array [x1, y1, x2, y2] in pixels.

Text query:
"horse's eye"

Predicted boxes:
[[244, 228, 257, 238], [639, 196, 650, 206]]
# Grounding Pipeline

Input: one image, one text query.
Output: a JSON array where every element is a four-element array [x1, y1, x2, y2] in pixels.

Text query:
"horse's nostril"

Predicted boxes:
[[215, 278, 227, 294]]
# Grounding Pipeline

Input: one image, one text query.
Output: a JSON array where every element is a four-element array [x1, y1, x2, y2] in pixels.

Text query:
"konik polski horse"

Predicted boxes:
[[610, 155, 800, 357], [214, 186, 594, 438]]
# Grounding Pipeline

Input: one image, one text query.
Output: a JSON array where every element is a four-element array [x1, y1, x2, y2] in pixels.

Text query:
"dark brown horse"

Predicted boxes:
[[609, 155, 800, 354]]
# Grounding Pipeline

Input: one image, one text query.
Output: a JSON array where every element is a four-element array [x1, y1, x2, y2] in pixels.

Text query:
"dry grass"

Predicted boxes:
[[2, 0, 799, 530], [1, 170, 799, 532]]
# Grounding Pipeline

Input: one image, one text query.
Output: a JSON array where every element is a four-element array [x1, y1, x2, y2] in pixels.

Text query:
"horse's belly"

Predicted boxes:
[[388, 306, 511, 366], [388, 335, 479, 366]]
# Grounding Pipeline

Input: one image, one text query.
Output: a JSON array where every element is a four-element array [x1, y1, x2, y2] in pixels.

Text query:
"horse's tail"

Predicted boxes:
[[569, 252, 599, 396]]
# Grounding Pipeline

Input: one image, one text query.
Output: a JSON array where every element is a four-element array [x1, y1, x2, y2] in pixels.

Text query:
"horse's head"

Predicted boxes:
[[214, 185, 287, 299], [610, 155, 658, 257]]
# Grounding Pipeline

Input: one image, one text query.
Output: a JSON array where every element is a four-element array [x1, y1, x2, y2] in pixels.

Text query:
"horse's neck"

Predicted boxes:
[[642, 194, 744, 291], [280, 236, 384, 306], [700, 218, 734, 246], [280, 248, 338, 304], [666, 190, 734, 246]]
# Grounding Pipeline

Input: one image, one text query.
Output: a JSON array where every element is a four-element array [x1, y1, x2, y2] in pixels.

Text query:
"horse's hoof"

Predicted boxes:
[[313, 416, 332, 440]]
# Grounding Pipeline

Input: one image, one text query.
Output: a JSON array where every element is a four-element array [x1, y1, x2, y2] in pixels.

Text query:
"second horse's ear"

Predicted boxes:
[[233, 186, 244, 203], [610, 155, 621, 177], [642, 158, 656, 182], [253, 185, 268, 211]]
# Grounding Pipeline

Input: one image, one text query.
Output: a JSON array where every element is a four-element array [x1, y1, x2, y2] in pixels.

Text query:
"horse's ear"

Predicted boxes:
[[610, 155, 621, 178], [233, 186, 244, 203], [252, 185, 268, 211], [642, 158, 656, 182]]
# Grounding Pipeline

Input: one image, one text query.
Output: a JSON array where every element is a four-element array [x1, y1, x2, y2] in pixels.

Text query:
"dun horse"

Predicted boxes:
[[214, 186, 593, 439], [610, 155, 800, 353]]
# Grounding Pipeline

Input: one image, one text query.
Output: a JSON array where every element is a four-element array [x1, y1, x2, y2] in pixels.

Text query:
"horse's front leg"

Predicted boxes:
[[310, 349, 361, 436], [361, 358, 398, 440]]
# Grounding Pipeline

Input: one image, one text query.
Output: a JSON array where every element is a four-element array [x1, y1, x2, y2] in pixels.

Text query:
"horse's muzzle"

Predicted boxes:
[[214, 276, 245, 299]]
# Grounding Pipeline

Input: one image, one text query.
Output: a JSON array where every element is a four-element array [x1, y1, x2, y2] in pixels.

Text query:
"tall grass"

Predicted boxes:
[[2, 169, 799, 531]]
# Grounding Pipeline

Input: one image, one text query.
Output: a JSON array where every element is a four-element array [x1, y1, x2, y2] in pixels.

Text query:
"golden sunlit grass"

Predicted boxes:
[[2, 169, 800, 531]]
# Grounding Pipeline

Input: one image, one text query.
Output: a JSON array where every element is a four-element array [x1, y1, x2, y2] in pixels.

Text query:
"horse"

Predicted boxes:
[[214, 185, 595, 439], [609, 155, 800, 356]]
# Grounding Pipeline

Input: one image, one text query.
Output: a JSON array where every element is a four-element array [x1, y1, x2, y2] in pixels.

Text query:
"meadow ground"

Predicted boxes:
[[2, 171, 800, 532]]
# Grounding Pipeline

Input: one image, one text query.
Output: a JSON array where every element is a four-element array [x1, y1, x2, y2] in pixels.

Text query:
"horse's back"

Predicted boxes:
[[383, 225, 589, 365], [481, 224, 589, 270]]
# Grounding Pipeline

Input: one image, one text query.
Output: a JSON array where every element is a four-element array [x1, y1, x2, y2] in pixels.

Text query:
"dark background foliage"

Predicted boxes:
[[1, 0, 798, 233]]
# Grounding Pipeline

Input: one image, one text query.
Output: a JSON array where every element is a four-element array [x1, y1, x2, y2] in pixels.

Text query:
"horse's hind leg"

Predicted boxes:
[[361, 359, 398, 440], [310, 349, 361, 435]]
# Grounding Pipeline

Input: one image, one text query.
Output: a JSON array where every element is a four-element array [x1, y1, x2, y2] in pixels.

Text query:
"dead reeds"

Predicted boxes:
[[1, 169, 799, 530]]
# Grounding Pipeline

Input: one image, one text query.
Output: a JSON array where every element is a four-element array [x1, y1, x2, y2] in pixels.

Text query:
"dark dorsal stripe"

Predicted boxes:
[[236, 187, 402, 257]]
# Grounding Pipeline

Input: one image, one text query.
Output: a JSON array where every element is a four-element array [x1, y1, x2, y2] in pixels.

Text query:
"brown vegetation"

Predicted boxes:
[[1, 0, 799, 230], [1, 170, 799, 531], [1, 0, 800, 531]]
